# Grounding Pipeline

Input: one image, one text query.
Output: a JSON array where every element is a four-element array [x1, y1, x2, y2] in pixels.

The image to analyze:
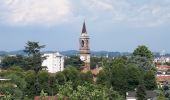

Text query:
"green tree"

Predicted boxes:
[[126, 64, 142, 90], [37, 71, 50, 94], [133, 45, 153, 62], [157, 91, 166, 100], [128, 56, 154, 71], [40, 90, 48, 100], [24, 70, 37, 98], [61, 66, 93, 88], [57, 81, 124, 100], [1, 55, 25, 69], [0, 73, 26, 100], [55, 71, 66, 85], [163, 81, 170, 99], [143, 70, 157, 90], [2, 93, 12, 100], [24, 41, 46, 96], [97, 57, 145, 95], [24, 41, 46, 73], [65, 56, 83, 69], [136, 84, 147, 100]]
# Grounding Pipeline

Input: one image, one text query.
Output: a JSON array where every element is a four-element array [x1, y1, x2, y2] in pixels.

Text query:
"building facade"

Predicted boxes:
[[79, 22, 91, 71], [42, 52, 64, 73]]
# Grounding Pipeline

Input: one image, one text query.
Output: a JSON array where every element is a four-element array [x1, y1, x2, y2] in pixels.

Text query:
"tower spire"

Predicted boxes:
[[82, 21, 87, 33]]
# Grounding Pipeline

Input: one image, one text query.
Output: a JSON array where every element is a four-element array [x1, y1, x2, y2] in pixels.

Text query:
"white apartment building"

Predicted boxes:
[[42, 52, 64, 73]]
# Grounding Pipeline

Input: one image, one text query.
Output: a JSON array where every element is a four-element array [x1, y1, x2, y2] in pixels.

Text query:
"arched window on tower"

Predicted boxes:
[[86, 40, 88, 48], [81, 40, 84, 47]]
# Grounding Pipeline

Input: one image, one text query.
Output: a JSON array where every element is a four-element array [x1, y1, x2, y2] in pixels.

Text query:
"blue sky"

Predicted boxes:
[[0, 0, 170, 52]]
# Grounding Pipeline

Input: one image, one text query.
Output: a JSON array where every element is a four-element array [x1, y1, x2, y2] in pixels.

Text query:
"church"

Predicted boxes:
[[79, 22, 91, 71]]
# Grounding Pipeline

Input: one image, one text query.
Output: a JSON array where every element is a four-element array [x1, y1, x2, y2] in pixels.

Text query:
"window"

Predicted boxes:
[[81, 40, 84, 47]]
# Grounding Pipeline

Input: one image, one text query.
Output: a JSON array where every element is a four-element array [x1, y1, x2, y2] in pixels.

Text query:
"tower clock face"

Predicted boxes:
[[80, 56, 85, 61]]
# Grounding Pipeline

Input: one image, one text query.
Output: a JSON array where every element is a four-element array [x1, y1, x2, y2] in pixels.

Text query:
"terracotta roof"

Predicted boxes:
[[157, 65, 170, 68], [34, 96, 58, 100], [157, 65, 170, 71], [156, 75, 170, 82]]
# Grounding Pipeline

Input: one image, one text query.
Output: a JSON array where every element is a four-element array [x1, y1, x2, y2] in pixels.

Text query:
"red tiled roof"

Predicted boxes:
[[157, 75, 170, 82], [157, 65, 170, 68], [157, 65, 170, 71]]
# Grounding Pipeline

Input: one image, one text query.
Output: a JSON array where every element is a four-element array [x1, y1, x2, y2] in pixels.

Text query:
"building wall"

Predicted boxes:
[[0, 56, 2, 64], [42, 52, 64, 73]]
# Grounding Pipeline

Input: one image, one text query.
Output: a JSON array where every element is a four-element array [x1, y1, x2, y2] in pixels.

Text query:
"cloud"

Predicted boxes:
[[0, 0, 170, 27], [0, 0, 73, 25], [80, 0, 170, 27]]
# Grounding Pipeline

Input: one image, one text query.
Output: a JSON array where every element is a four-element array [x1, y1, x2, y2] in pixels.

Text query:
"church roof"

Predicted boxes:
[[82, 22, 87, 33]]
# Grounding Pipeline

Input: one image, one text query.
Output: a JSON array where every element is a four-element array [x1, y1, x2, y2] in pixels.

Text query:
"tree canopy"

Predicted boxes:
[[133, 45, 153, 62]]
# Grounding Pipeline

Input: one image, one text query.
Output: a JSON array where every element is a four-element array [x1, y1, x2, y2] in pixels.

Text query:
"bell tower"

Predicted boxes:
[[79, 22, 90, 71]]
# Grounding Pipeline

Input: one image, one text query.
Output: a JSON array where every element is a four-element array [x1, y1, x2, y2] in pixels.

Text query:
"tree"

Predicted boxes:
[[136, 84, 147, 100], [24, 41, 46, 96], [133, 45, 153, 62], [2, 93, 12, 100], [24, 70, 37, 98], [40, 90, 48, 100], [58, 66, 93, 88], [163, 81, 170, 99], [157, 91, 166, 100], [24, 41, 46, 73], [126, 64, 142, 90], [128, 56, 154, 71], [0, 73, 26, 100], [1, 55, 25, 69], [97, 57, 146, 95], [64, 56, 83, 69], [37, 71, 50, 94], [57, 81, 124, 100], [143, 70, 157, 90]]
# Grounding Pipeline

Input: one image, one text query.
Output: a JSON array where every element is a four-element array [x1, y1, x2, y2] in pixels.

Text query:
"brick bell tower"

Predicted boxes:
[[79, 22, 91, 71]]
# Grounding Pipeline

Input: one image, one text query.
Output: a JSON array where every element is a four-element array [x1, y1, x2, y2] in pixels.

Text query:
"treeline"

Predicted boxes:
[[0, 41, 158, 100]]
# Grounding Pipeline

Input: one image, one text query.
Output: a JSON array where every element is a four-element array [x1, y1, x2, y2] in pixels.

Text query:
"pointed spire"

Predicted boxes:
[[82, 21, 87, 33]]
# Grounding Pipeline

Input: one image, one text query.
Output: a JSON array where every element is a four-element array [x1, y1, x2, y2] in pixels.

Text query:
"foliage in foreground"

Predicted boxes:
[[57, 81, 124, 100]]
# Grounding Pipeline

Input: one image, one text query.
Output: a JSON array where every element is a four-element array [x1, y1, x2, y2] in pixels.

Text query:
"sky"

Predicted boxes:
[[0, 0, 170, 53]]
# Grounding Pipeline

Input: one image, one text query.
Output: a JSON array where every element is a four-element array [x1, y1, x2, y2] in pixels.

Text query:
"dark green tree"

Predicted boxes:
[[133, 45, 153, 62], [136, 84, 147, 100], [64, 56, 83, 69], [143, 70, 157, 90], [97, 57, 146, 95], [163, 81, 170, 99], [128, 56, 154, 71], [157, 91, 166, 100], [1, 55, 25, 69], [24, 41, 46, 96], [61, 66, 93, 88], [57, 81, 124, 100], [24, 41, 46, 73], [24, 70, 37, 98], [126, 64, 142, 90]]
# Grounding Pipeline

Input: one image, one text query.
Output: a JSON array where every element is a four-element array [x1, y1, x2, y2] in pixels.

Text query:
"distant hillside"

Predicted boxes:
[[0, 50, 130, 57], [0, 50, 26, 56], [61, 50, 79, 56], [0, 50, 168, 57]]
